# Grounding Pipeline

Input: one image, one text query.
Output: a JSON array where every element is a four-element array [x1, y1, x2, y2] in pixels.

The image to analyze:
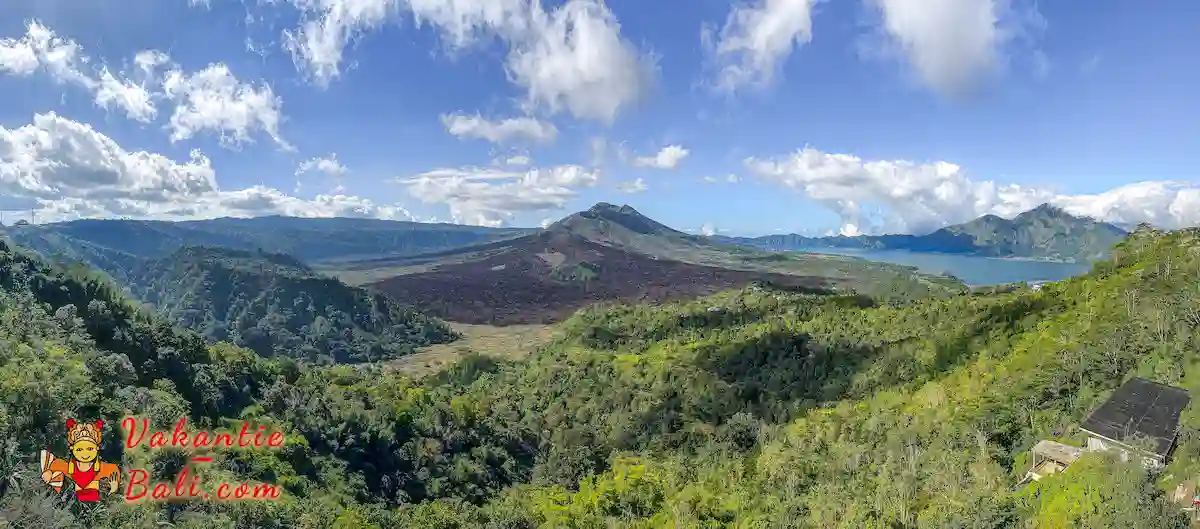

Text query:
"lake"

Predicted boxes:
[[797, 248, 1093, 286]]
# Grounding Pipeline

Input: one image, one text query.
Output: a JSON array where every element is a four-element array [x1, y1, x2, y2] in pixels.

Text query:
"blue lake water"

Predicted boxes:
[[797, 248, 1093, 286]]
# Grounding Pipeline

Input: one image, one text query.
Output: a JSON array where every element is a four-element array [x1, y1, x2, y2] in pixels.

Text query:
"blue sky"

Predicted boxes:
[[0, 0, 1197, 236]]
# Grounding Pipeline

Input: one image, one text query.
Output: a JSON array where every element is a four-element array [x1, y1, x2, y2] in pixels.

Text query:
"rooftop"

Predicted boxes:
[[1080, 377, 1191, 458], [1032, 440, 1084, 465]]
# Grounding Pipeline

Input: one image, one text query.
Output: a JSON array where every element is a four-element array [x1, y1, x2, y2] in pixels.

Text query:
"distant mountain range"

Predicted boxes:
[[0, 204, 968, 333], [0, 215, 531, 285], [719, 204, 1128, 262]]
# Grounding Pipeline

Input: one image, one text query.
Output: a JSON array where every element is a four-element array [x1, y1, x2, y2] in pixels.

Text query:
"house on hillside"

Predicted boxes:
[[1079, 377, 1191, 470], [1023, 440, 1085, 482]]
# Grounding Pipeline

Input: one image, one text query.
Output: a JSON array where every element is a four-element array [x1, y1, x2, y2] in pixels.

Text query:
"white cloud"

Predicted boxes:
[[398, 164, 599, 226], [705, 0, 819, 92], [295, 153, 349, 193], [746, 147, 1200, 235], [162, 63, 291, 150], [282, 0, 653, 122], [0, 22, 163, 124], [634, 145, 689, 169], [0, 22, 51, 76], [700, 222, 717, 236], [1, 113, 217, 202], [94, 69, 157, 123], [0, 21, 93, 86], [134, 50, 171, 78], [0, 113, 411, 224], [441, 113, 557, 144], [703, 176, 720, 183], [0, 22, 288, 147], [506, 0, 655, 123], [616, 177, 647, 194], [727, 173, 741, 183], [866, 0, 1042, 96], [296, 154, 349, 177]]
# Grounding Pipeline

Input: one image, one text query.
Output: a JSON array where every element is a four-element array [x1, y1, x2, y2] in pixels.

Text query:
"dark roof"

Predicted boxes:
[[1080, 377, 1191, 458]]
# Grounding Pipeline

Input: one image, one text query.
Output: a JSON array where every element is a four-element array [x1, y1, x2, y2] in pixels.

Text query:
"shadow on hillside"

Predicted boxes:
[[676, 293, 1062, 429]]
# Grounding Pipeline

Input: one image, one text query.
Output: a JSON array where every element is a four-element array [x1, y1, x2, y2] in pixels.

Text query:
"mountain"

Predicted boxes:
[[724, 204, 1128, 262], [354, 203, 966, 324], [3, 209, 1199, 526], [0, 216, 532, 284], [367, 228, 832, 325], [126, 246, 458, 363]]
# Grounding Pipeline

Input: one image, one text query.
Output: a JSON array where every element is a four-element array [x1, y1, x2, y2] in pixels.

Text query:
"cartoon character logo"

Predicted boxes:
[[40, 419, 121, 503]]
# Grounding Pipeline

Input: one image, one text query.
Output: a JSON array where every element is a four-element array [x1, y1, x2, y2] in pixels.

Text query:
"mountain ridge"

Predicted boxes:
[[128, 245, 458, 363], [722, 203, 1128, 262]]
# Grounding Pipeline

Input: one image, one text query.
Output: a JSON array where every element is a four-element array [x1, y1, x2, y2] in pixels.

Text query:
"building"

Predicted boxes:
[[1079, 377, 1191, 469], [1023, 440, 1085, 483]]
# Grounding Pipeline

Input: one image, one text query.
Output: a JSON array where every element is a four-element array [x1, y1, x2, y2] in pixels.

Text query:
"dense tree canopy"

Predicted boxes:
[[128, 246, 458, 364]]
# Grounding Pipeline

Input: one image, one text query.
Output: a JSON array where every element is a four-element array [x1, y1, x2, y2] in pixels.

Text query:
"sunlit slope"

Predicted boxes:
[[402, 226, 1200, 527]]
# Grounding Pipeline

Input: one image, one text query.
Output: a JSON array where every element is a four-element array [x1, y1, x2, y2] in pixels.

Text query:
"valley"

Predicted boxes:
[[1, 206, 1196, 528], [1, 222, 1198, 528]]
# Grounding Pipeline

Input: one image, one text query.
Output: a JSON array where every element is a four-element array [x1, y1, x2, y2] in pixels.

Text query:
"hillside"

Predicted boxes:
[[127, 246, 458, 363], [357, 203, 966, 324], [367, 229, 834, 325], [383, 225, 1200, 527], [0, 238, 538, 527], [0, 216, 531, 285], [726, 204, 1128, 262], [2, 221, 1200, 527]]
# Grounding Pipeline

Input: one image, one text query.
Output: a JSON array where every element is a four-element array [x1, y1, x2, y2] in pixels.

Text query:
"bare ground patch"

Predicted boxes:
[[383, 322, 556, 378]]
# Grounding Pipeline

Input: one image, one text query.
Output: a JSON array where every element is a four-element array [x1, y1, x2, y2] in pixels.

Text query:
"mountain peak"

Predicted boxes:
[[1023, 203, 1070, 218], [587, 202, 641, 216], [549, 203, 684, 240]]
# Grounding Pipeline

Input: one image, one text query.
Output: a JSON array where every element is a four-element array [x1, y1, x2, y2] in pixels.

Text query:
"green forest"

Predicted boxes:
[[126, 246, 458, 364], [2, 226, 1199, 527]]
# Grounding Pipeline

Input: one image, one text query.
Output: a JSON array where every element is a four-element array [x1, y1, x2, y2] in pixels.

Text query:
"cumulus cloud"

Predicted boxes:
[[0, 113, 410, 224], [0, 21, 153, 120], [0, 22, 289, 148], [866, 0, 1042, 96], [441, 113, 557, 144], [616, 177, 647, 194], [746, 147, 1200, 235], [705, 0, 819, 92], [0, 21, 92, 86], [397, 164, 599, 226], [700, 222, 717, 236], [162, 63, 291, 150], [282, 0, 653, 122], [634, 145, 689, 169]]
